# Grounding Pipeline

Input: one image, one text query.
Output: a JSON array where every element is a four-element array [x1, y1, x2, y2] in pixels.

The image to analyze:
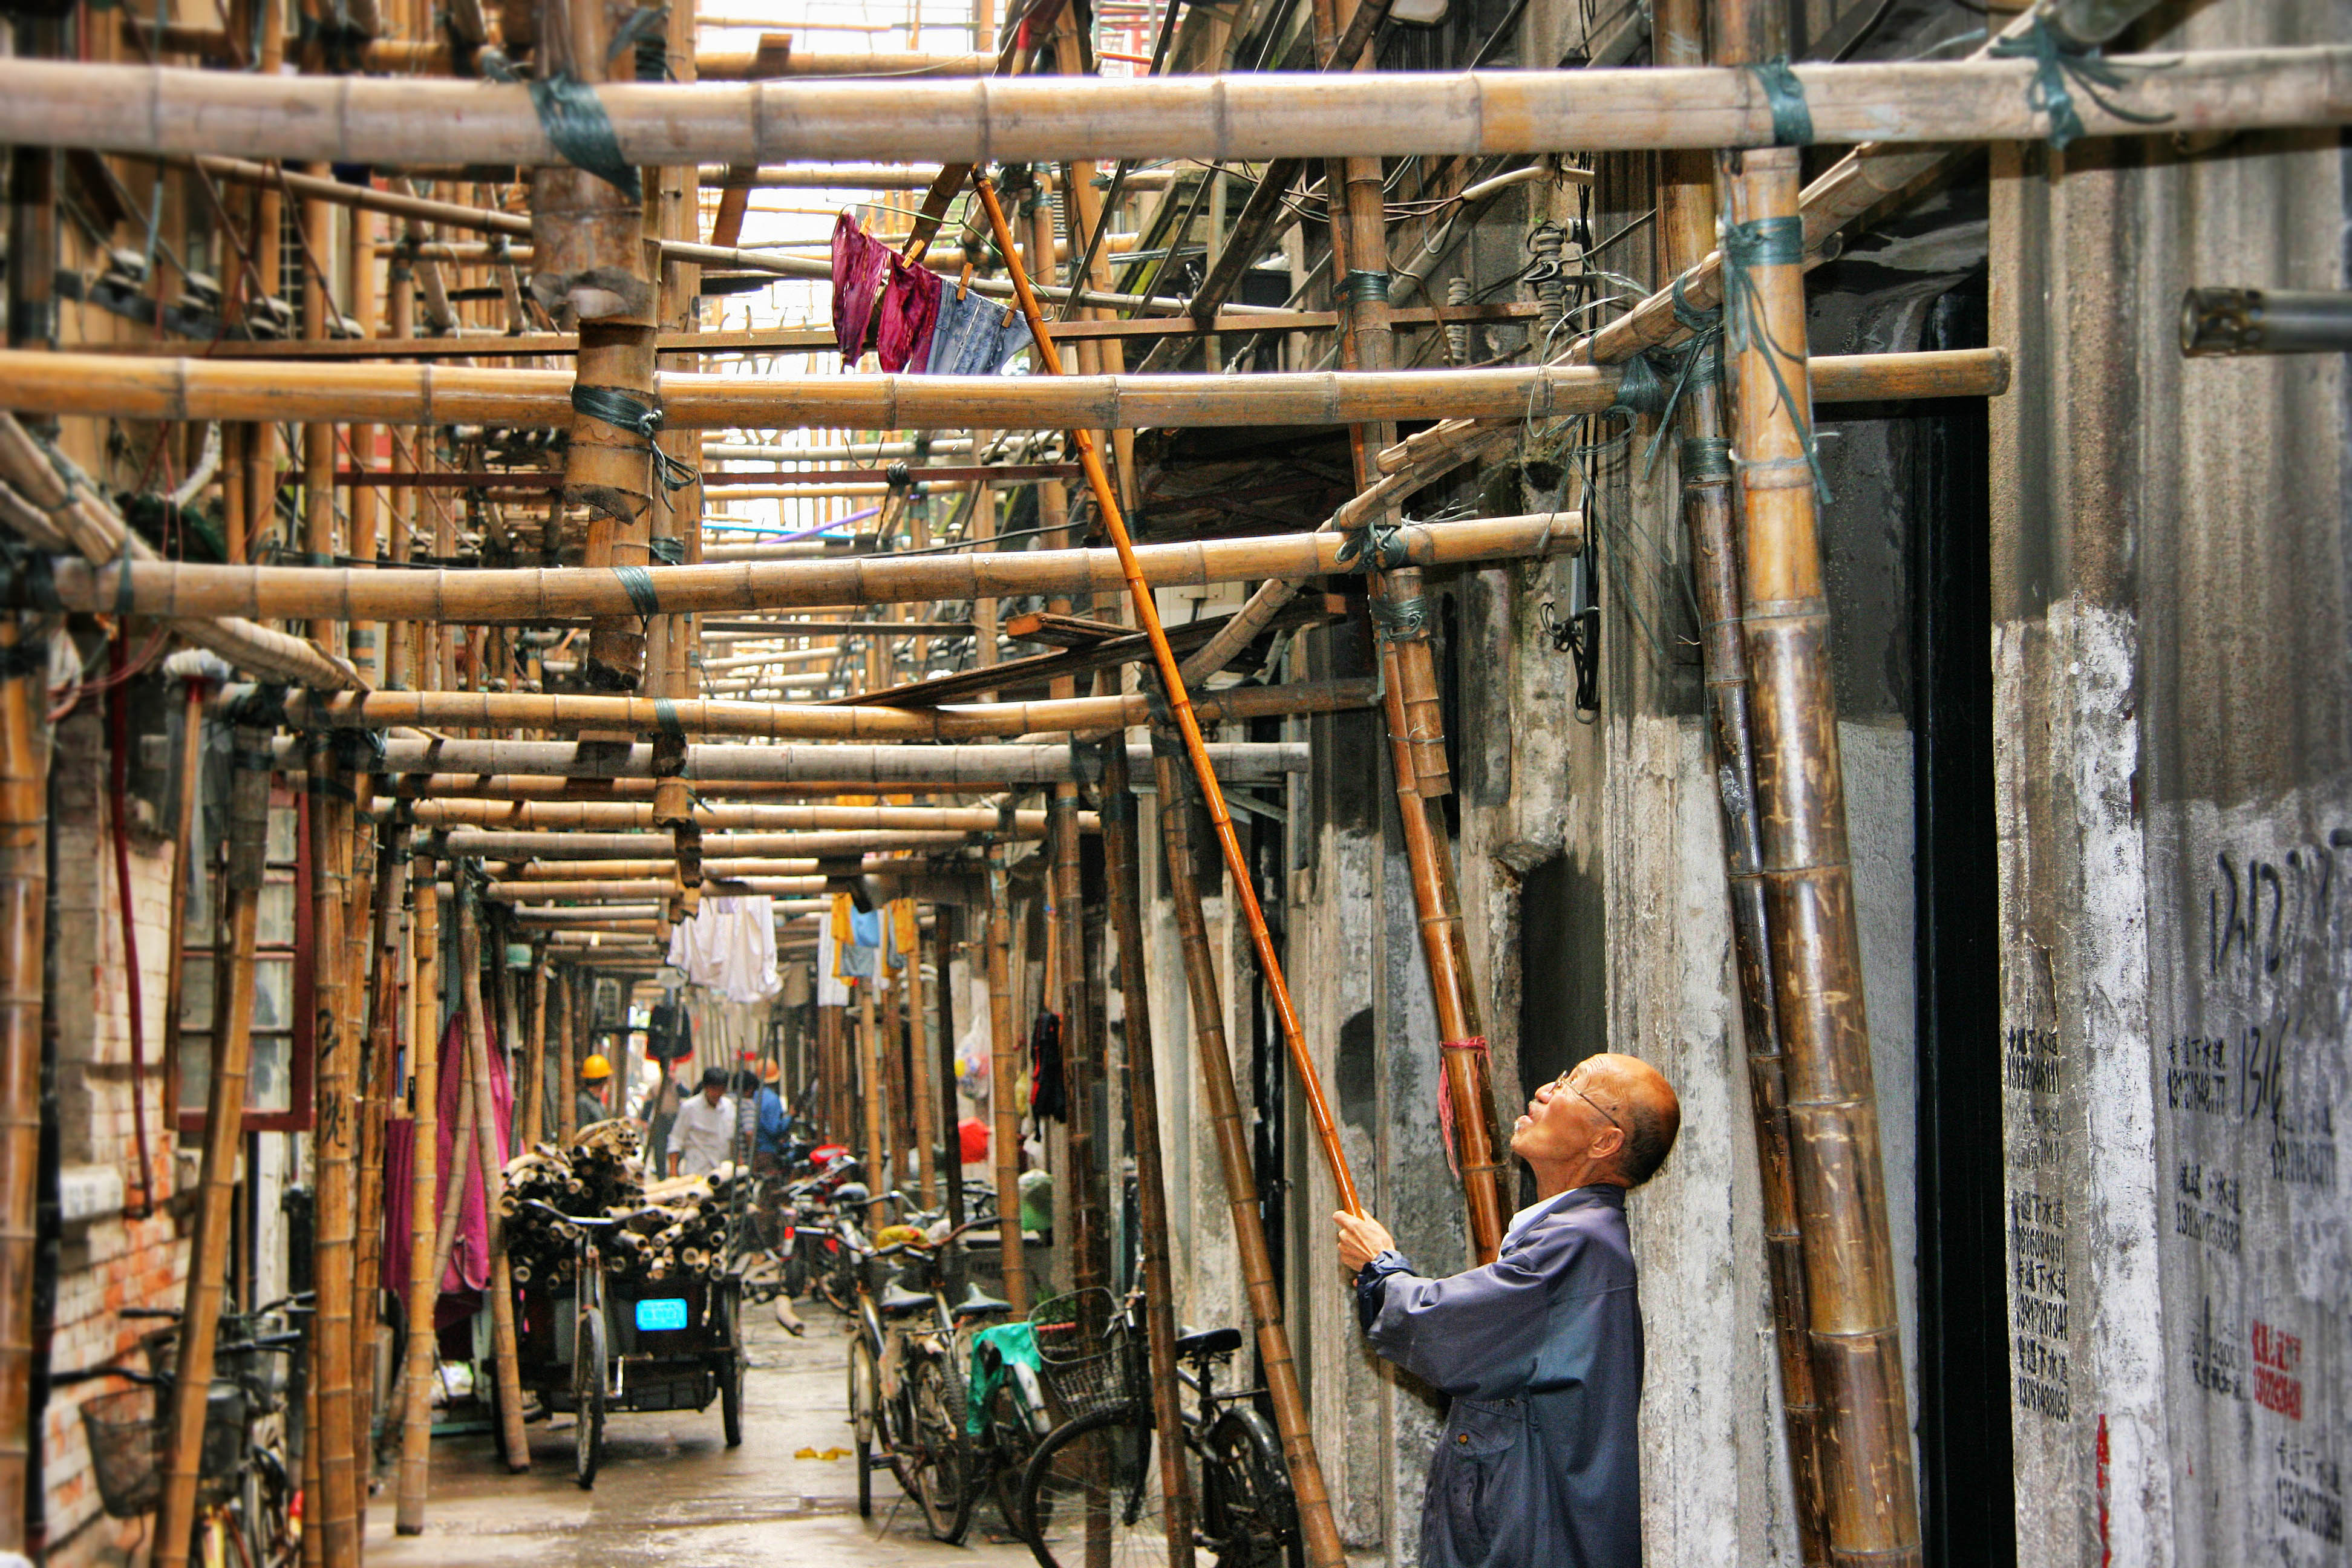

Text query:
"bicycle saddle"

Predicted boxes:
[[1176, 1326, 1243, 1359], [880, 1284, 935, 1315], [952, 1287, 1015, 1319]]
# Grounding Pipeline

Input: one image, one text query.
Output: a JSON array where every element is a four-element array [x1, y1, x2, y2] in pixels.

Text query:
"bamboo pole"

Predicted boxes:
[[523, 962, 549, 1147], [858, 978, 886, 1224], [306, 738, 362, 1568], [973, 170, 1364, 1215], [1151, 745, 1344, 1568], [489, 906, 524, 1153], [419, 829, 965, 859], [347, 739, 1307, 788], [904, 910, 938, 1207], [159, 676, 207, 1142], [1666, 0, 1829, 1552], [4, 46, 2336, 162], [818, 1001, 847, 1146], [457, 880, 532, 1471], [394, 856, 439, 1533], [400, 800, 1065, 832], [153, 729, 266, 1568], [0, 346, 2002, 428], [984, 867, 1025, 1312], [353, 825, 405, 1520], [1100, 742, 1192, 1568], [1726, 145, 1918, 1566], [260, 678, 1374, 741], [24, 514, 1577, 622]]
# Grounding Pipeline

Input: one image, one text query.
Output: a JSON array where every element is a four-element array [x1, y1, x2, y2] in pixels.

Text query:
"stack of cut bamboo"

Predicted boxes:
[[500, 1120, 737, 1288]]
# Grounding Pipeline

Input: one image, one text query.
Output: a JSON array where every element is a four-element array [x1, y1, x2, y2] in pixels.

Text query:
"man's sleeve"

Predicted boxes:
[[1363, 1222, 1583, 1399], [1355, 1251, 1416, 1331]]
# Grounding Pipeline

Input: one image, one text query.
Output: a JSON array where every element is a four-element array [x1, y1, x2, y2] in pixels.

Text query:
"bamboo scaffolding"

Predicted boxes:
[[905, 926, 938, 1206], [1100, 742, 1192, 1568], [1728, 146, 1918, 1565], [457, 880, 532, 1471], [0, 347, 2002, 429], [260, 678, 1372, 742], [984, 866, 1024, 1312], [25, 515, 1574, 623], [482, 877, 825, 901], [818, 1002, 848, 1147], [1152, 744, 1344, 1568], [152, 729, 264, 1568], [858, 978, 886, 1223], [306, 739, 362, 1568], [554, 973, 577, 1145], [4, 46, 2334, 162], [158, 675, 207, 1148], [1665, 0, 1828, 1551], [0, 414, 360, 690], [975, 171, 1353, 1568], [422, 831, 955, 860], [396, 800, 1068, 832], [352, 826, 403, 1524], [394, 855, 439, 1533]]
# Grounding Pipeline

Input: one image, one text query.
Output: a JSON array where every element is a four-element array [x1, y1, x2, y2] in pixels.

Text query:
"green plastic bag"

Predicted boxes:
[[967, 1321, 1039, 1436]]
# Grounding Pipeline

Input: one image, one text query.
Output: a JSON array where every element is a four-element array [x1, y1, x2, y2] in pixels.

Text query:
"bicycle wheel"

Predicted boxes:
[[1019, 1404, 1172, 1568], [1200, 1406, 1297, 1568], [847, 1336, 880, 1518], [985, 1374, 1046, 1539], [902, 1354, 974, 1544], [574, 1310, 608, 1489]]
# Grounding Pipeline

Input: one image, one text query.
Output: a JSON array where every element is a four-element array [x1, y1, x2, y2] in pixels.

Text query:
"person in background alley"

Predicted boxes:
[[753, 1062, 790, 1174], [670, 1065, 737, 1178], [576, 1053, 613, 1134], [1334, 1052, 1682, 1568]]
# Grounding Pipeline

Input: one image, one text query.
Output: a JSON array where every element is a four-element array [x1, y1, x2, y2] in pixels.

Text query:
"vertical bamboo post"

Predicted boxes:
[[489, 905, 525, 1147], [350, 205, 384, 685], [1151, 745, 1345, 1568], [1660, 0, 1828, 1552], [156, 727, 269, 1568], [525, 962, 549, 1147], [395, 855, 439, 1532], [985, 868, 1026, 1312], [971, 172, 1363, 1229], [301, 173, 339, 650], [904, 904, 939, 1207], [933, 910, 964, 1241], [818, 1000, 846, 1144], [160, 676, 207, 1140], [0, 618, 42, 1559], [1100, 742, 1192, 1568], [353, 824, 404, 1511], [305, 738, 362, 1568], [858, 978, 887, 1220], [1050, 789, 1108, 1299], [1327, 101, 1505, 1265], [1725, 144, 1919, 1567], [535, 0, 659, 692], [457, 879, 531, 1472]]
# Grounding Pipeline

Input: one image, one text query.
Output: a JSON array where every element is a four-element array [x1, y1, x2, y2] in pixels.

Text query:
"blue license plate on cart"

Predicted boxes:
[[635, 1298, 688, 1332]]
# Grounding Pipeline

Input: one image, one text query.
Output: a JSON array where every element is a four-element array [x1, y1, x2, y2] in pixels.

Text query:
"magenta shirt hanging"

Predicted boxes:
[[876, 256, 942, 373], [830, 212, 891, 363]]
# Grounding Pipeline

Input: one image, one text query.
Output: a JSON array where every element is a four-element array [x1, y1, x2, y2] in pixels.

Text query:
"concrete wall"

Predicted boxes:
[[1990, 2, 2350, 1564]]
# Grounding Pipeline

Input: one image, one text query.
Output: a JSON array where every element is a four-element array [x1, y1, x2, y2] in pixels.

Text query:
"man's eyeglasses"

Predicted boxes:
[[1550, 1071, 1621, 1134]]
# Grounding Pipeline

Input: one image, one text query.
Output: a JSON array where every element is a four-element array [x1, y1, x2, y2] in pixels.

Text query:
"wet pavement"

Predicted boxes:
[[366, 1300, 1040, 1568]]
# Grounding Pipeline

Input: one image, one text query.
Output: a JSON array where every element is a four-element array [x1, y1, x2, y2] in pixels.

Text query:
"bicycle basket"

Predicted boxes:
[[78, 1385, 249, 1519], [1028, 1289, 1139, 1420]]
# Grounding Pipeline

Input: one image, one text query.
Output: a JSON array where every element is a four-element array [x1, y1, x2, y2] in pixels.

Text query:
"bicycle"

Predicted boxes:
[[59, 1296, 309, 1568], [1018, 1289, 1298, 1568]]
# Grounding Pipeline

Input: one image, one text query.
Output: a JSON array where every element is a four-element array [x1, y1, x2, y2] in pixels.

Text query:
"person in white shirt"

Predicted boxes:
[[670, 1066, 737, 1178]]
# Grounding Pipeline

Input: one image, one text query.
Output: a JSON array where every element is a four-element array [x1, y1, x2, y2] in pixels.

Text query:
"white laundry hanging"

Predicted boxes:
[[665, 895, 782, 1005]]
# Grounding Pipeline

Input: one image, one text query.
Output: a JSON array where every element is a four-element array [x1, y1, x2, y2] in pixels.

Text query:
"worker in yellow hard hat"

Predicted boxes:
[[577, 1052, 613, 1133]]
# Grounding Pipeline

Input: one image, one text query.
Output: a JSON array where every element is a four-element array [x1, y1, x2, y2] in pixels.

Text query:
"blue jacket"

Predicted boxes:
[[1359, 1184, 1644, 1568], [754, 1086, 788, 1155]]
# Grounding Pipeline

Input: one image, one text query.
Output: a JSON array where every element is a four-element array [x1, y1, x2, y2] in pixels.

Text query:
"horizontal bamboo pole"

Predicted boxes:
[[259, 678, 1371, 740], [433, 831, 961, 859], [498, 859, 833, 879], [28, 517, 1577, 622], [395, 800, 1066, 832], [4, 48, 2333, 162], [309, 738, 1310, 784], [0, 347, 2003, 429], [127, 25, 964, 76], [701, 163, 948, 188]]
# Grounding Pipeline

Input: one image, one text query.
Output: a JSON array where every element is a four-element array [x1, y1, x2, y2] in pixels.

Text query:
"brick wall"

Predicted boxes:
[[41, 706, 190, 1568]]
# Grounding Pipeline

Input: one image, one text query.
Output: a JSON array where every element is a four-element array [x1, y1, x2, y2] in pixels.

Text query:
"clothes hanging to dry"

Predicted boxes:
[[925, 285, 1033, 376], [665, 894, 781, 1005], [379, 1012, 512, 1328], [829, 212, 892, 362], [1027, 1009, 1067, 1122], [876, 255, 942, 373]]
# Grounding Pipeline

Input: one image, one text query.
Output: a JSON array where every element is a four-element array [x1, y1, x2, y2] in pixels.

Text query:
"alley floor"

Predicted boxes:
[[365, 1303, 1039, 1568]]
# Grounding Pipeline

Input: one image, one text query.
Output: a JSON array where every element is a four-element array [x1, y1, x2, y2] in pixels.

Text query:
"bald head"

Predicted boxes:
[[1583, 1053, 1681, 1187]]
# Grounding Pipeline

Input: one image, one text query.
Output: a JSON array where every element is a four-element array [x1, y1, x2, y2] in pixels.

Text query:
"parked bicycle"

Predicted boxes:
[[1018, 1289, 1297, 1568], [58, 1295, 310, 1568]]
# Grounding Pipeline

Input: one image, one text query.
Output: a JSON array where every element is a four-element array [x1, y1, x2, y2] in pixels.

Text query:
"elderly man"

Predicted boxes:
[[1334, 1051, 1681, 1568]]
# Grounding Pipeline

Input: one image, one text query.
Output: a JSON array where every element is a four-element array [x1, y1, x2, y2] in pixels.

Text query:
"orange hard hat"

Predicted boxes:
[[581, 1054, 613, 1080]]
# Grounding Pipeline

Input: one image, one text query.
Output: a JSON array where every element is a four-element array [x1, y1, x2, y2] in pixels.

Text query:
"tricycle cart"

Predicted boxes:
[[514, 1203, 746, 1486]]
